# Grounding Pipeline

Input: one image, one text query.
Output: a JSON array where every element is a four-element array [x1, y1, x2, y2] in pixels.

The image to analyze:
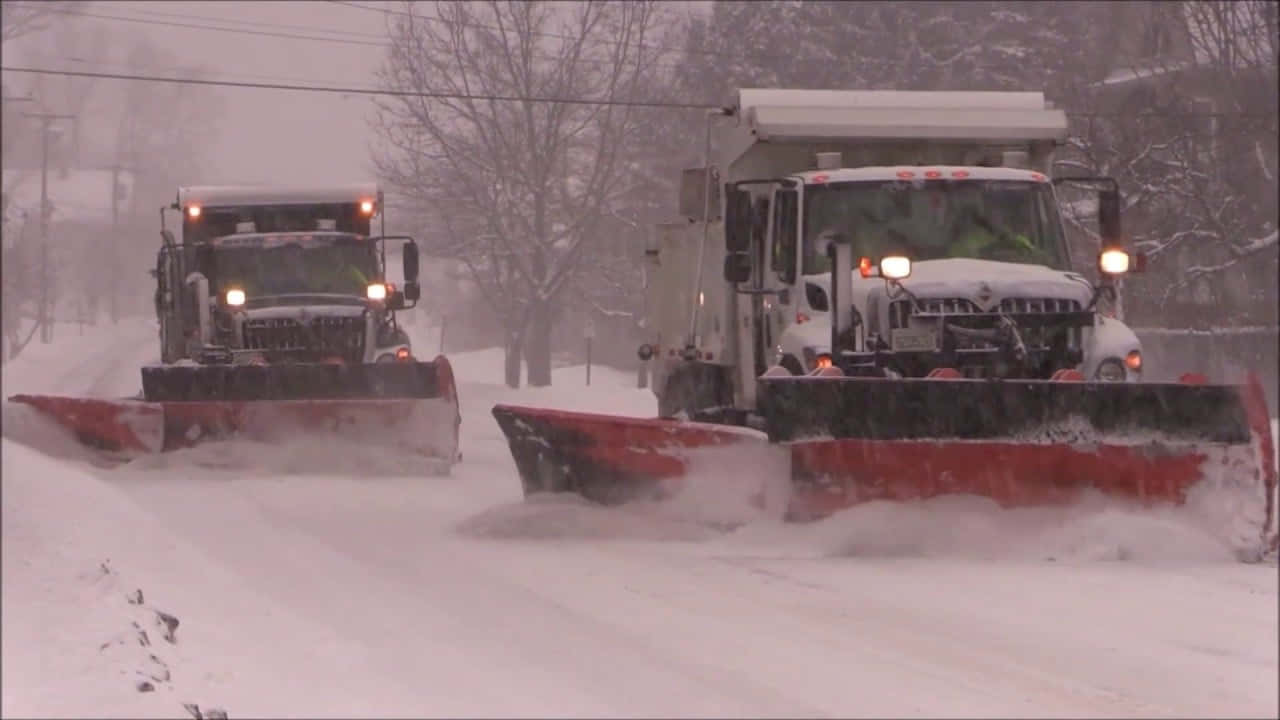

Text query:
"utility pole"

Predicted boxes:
[[107, 162, 134, 325], [22, 111, 76, 344]]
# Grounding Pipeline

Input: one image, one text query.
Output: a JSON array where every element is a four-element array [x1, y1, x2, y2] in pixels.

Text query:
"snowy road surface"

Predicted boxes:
[[3, 318, 1277, 718]]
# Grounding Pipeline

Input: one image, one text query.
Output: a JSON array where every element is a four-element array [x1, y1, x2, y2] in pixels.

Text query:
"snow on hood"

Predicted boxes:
[[826, 258, 1095, 306], [240, 304, 368, 321]]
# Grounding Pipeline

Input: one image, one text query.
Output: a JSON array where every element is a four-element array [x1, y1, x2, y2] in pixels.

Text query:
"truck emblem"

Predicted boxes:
[[976, 282, 993, 305]]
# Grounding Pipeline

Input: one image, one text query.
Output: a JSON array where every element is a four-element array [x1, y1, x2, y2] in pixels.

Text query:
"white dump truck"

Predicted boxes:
[[641, 88, 1144, 420]]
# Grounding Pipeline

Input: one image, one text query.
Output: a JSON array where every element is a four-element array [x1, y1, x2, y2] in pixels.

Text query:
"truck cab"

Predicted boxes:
[[153, 183, 424, 368], [765, 164, 1141, 382]]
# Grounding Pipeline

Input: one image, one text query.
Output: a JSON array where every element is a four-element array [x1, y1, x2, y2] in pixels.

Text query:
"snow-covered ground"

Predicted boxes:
[[2, 317, 1277, 718]]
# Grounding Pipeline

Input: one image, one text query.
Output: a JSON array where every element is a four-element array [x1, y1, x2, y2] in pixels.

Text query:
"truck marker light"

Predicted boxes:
[[880, 255, 912, 280], [1125, 350, 1143, 371], [366, 283, 387, 300], [896, 170, 915, 179], [924, 170, 941, 178], [951, 170, 970, 178], [816, 354, 833, 369], [859, 256, 874, 278], [796, 312, 810, 324], [225, 288, 246, 306], [396, 347, 411, 361]]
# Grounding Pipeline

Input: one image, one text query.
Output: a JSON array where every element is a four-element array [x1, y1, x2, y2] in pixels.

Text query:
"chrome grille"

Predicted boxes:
[[242, 315, 365, 360], [888, 296, 1085, 354], [889, 297, 1083, 329]]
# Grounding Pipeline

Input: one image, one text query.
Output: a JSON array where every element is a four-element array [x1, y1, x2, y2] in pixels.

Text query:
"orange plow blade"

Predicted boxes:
[[7, 356, 460, 473], [492, 371, 1276, 560]]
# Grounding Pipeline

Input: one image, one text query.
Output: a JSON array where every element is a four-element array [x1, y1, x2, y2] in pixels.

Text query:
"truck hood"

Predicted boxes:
[[240, 304, 368, 321], [846, 258, 1095, 308]]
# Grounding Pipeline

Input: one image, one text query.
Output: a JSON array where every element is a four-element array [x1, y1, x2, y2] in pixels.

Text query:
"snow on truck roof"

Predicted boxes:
[[795, 166, 1049, 183], [177, 183, 380, 209], [732, 88, 1068, 143]]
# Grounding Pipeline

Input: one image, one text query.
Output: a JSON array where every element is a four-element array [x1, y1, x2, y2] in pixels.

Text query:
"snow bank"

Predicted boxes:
[[1, 318, 157, 399], [720, 489, 1259, 566], [1, 439, 237, 718], [1, 438, 464, 719]]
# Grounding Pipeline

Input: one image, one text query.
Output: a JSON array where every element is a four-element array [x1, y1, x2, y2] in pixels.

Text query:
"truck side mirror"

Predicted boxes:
[[402, 241, 420, 283], [725, 188, 752, 253], [723, 252, 751, 284], [403, 281, 420, 302], [1098, 187, 1122, 246]]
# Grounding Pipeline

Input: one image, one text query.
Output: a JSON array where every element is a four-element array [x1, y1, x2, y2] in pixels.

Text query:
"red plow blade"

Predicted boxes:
[[492, 372, 1277, 560], [6, 356, 461, 473]]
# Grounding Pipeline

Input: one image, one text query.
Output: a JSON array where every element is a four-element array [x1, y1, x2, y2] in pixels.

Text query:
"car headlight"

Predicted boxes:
[[1096, 358, 1126, 382]]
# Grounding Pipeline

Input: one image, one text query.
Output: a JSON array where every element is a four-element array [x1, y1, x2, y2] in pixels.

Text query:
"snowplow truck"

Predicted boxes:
[[493, 89, 1276, 559], [10, 183, 460, 471]]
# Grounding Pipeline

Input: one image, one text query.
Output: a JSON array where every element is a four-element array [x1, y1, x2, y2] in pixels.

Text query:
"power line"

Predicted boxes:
[[13, 1, 681, 74], [0, 66, 722, 110], [98, 2, 391, 41], [3, 66, 1274, 120], [8, 3, 388, 47]]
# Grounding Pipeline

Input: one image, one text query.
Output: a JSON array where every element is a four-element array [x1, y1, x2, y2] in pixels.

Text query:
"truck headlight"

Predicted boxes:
[[1098, 248, 1131, 275], [1096, 358, 1126, 382], [880, 255, 911, 280], [225, 288, 245, 307], [367, 283, 387, 301]]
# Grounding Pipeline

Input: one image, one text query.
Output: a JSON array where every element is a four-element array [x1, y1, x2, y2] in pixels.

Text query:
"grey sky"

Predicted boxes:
[[6, 1, 399, 185], [4, 1, 708, 187]]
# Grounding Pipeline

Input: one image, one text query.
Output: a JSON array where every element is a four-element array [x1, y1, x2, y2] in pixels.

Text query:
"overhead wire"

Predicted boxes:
[[3, 3, 1272, 119], [0, 66, 724, 109], [4, 65, 1274, 120], [8, 1, 690, 75]]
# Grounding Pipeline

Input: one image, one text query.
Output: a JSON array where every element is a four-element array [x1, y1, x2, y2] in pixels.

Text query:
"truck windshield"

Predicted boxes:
[[212, 236, 379, 299], [802, 179, 1068, 274]]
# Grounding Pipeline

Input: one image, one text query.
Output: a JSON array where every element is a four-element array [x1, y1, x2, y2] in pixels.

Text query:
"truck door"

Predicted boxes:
[[730, 182, 793, 411], [154, 244, 184, 363], [768, 185, 799, 366]]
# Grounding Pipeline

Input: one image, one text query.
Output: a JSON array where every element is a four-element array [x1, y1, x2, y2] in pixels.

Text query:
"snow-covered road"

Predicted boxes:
[[3, 318, 1277, 718]]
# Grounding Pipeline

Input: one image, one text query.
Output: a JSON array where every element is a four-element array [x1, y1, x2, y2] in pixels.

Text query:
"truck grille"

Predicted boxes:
[[889, 297, 1085, 354], [889, 297, 1083, 328], [242, 315, 366, 361]]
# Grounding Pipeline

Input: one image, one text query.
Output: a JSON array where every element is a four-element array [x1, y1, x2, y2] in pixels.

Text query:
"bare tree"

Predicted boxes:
[[370, 0, 670, 387], [1059, 1, 1278, 327]]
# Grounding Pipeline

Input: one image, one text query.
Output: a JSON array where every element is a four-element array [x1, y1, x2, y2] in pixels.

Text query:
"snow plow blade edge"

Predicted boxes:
[[7, 355, 461, 469], [492, 373, 1276, 558]]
